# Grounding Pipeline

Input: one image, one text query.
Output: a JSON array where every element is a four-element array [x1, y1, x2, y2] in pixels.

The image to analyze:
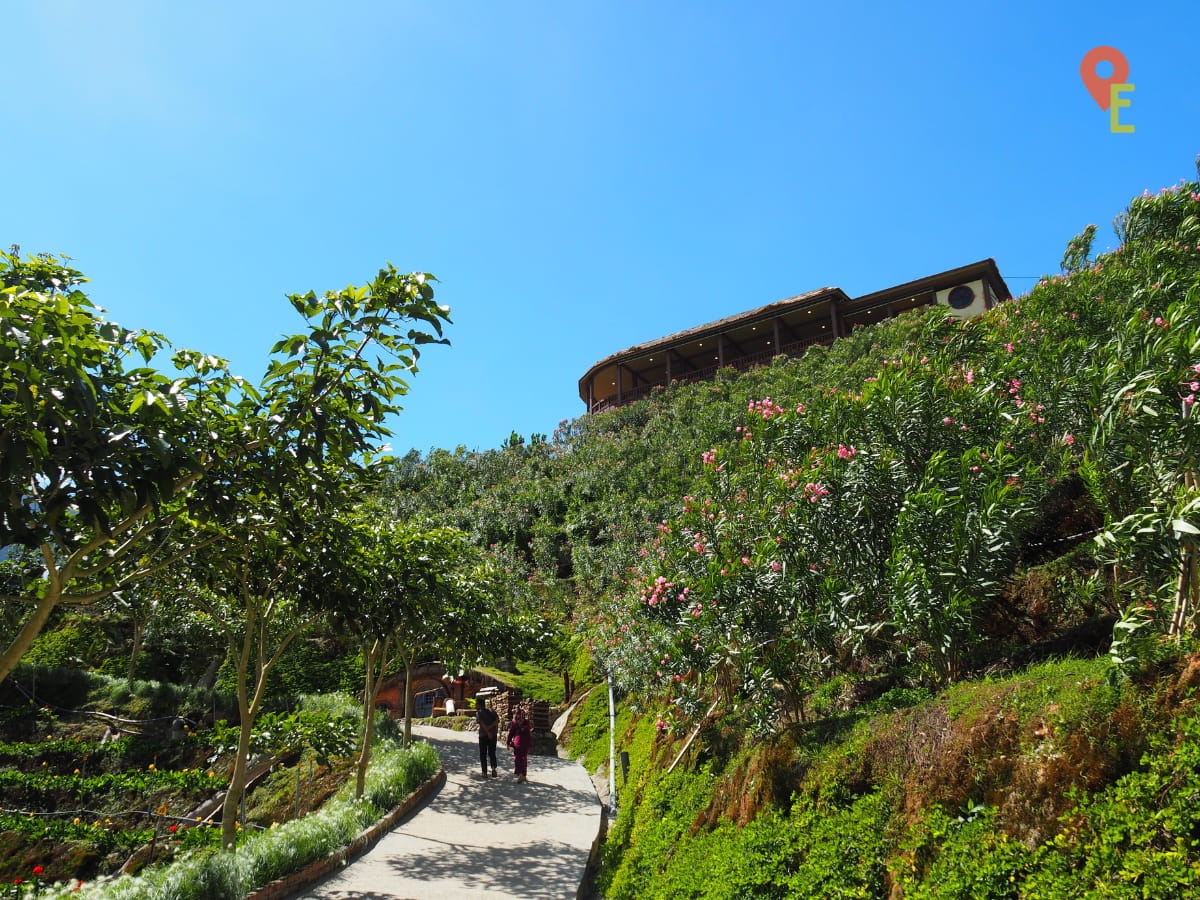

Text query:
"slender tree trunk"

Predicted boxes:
[[401, 647, 414, 748], [0, 588, 62, 684], [355, 640, 379, 800], [127, 620, 145, 687], [354, 636, 393, 799], [220, 636, 254, 850], [1170, 472, 1199, 639]]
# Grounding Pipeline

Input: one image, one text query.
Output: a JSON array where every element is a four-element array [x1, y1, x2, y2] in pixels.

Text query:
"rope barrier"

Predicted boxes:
[[6, 678, 198, 727]]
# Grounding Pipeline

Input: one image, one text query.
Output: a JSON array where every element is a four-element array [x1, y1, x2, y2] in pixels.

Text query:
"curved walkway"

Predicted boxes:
[[296, 724, 603, 899]]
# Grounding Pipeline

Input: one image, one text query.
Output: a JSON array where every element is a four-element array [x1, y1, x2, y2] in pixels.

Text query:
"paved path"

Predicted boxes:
[[296, 725, 603, 899]]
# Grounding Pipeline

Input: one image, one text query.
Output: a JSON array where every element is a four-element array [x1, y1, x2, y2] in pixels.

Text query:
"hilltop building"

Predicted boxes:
[[578, 258, 1010, 414]]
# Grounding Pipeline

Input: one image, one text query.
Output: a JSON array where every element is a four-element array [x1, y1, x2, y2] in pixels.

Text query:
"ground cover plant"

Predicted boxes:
[[35, 740, 439, 900], [0, 671, 434, 896]]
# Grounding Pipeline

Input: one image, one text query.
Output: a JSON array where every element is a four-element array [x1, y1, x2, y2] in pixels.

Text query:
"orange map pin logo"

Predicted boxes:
[[1081, 46, 1134, 132]]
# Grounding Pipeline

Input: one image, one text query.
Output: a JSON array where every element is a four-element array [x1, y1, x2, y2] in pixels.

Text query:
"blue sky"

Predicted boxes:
[[5, 1, 1199, 453]]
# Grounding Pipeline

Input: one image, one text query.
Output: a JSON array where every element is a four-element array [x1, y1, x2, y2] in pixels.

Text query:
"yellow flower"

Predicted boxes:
[[73, 818, 80, 825], [74, 769, 80, 775]]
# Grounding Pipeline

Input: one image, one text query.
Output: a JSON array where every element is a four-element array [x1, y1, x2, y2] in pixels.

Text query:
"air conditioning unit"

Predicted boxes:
[[936, 279, 990, 319]]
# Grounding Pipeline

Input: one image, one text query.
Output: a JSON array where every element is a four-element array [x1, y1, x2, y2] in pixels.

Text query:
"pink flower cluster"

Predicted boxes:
[[803, 482, 830, 502], [1181, 371, 1199, 407], [836, 444, 857, 459], [639, 575, 678, 605], [748, 397, 786, 419]]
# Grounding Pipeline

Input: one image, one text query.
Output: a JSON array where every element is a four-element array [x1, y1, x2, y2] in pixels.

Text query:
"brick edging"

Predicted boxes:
[[244, 768, 446, 900]]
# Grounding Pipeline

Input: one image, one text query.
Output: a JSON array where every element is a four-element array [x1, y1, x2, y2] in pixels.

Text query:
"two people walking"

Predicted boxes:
[[476, 696, 533, 783]]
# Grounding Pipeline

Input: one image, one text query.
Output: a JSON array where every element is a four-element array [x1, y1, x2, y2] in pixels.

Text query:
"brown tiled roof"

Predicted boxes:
[[581, 285, 847, 377]]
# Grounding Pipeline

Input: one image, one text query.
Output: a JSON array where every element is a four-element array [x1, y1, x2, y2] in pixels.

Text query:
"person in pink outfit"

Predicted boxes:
[[506, 707, 532, 783]]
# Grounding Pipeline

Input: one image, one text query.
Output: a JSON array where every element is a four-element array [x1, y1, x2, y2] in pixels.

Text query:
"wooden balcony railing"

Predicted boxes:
[[587, 336, 833, 414]]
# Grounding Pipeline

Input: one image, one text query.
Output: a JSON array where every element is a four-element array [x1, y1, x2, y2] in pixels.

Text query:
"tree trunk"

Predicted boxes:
[[354, 636, 393, 799], [0, 586, 61, 684], [127, 620, 145, 687], [402, 647, 414, 748], [220, 661, 254, 851], [1170, 472, 1199, 639]]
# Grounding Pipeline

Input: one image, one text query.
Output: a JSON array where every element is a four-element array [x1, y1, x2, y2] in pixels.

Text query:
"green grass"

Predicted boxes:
[[474, 660, 565, 704]]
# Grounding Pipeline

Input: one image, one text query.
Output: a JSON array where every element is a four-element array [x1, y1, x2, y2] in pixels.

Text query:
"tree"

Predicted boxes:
[[0, 250, 451, 685], [182, 505, 335, 849], [327, 512, 501, 799]]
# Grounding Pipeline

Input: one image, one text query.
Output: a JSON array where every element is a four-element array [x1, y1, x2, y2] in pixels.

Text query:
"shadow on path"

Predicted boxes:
[[296, 725, 602, 900]]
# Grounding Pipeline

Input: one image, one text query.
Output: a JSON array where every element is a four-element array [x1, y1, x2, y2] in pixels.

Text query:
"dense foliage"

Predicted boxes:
[[394, 158, 1200, 896]]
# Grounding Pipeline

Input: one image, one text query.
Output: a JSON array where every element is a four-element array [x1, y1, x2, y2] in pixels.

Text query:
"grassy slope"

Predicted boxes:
[[473, 660, 566, 704], [563, 653, 1200, 898]]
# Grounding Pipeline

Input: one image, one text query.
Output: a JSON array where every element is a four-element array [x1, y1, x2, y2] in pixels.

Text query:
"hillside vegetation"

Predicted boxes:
[[391, 158, 1200, 896], [7, 158, 1198, 896]]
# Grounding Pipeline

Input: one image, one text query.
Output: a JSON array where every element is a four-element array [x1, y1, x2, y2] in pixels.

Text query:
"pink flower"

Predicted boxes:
[[836, 444, 857, 459], [1063, 434, 1075, 446], [770, 561, 782, 572]]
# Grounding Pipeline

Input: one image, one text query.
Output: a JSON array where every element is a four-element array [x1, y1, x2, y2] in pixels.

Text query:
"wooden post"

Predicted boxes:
[[829, 299, 841, 338], [773, 317, 781, 354], [616, 365, 623, 405], [717, 334, 725, 367]]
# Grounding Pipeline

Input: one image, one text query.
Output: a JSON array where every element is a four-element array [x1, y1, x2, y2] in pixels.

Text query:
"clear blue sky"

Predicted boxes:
[[6, 1, 1198, 453]]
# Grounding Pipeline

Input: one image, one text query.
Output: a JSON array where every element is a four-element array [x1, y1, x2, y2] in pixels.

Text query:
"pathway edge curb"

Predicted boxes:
[[243, 767, 446, 900]]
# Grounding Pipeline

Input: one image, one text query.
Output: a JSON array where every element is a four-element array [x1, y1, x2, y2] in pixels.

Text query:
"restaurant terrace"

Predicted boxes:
[[578, 258, 1011, 413]]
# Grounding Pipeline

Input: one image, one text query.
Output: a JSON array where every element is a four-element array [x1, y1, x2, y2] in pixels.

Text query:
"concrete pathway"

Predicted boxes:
[[296, 724, 603, 899]]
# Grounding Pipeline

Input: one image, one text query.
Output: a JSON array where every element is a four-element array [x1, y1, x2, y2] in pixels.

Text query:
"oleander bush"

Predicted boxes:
[[552, 158, 1200, 896]]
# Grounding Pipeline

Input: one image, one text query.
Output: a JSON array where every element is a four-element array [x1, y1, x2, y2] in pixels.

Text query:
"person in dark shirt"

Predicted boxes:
[[476, 696, 499, 778], [506, 706, 532, 783]]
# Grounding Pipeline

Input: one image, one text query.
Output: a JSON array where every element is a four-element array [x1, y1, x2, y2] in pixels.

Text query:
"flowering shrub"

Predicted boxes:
[[591, 158, 1200, 729]]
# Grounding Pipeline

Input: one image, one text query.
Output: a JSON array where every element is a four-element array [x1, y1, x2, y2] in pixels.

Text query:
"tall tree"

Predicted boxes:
[[0, 250, 451, 684], [327, 513, 502, 798]]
